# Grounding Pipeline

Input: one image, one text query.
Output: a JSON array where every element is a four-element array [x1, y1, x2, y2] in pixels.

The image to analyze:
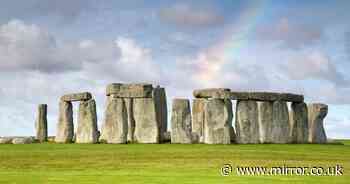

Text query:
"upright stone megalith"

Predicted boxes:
[[192, 99, 207, 143], [55, 101, 74, 143], [271, 101, 290, 143], [124, 98, 135, 143], [133, 98, 160, 143], [76, 99, 98, 143], [258, 101, 273, 143], [290, 102, 308, 143], [35, 104, 48, 142], [235, 100, 259, 144], [308, 103, 328, 143], [204, 99, 233, 144], [154, 87, 168, 142], [101, 98, 128, 144], [171, 99, 192, 144]]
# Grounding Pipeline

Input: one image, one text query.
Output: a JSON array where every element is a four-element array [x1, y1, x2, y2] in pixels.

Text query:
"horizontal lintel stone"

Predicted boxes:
[[60, 92, 92, 102], [106, 83, 154, 98], [193, 88, 231, 99]]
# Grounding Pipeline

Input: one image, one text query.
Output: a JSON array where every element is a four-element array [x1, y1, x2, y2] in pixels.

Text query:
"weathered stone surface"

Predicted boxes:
[[124, 98, 135, 143], [12, 137, 34, 144], [0, 137, 13, 144], [101, 98, 128, 143], [55, 101, 74, 143], [193, 88, 231, 99], [230, 92, 304, 102], [235, 100, 259, 144], [271, 101, 290, 143], [133, 98, 160, 143], [76, 99, 98, 143], [204, 99, 233, 144], [290, 102, 308, 143], [258, 101, 273, 143], [192, 98, 207, 143], [35, 104, 48, 142], [60, 92, 92, 102], [107, 83, 153, 98], [171, 99, 193, 144], [163, 131, 171, 142], [308, 103, 328, 143], [154, 87, 168, 142]]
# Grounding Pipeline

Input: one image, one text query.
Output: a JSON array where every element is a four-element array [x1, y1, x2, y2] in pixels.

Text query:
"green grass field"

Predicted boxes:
[[0, 140, 349, 184]]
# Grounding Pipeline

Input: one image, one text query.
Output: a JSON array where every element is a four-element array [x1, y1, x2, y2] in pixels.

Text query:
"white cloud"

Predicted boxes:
[[159, 3, 224, 27]]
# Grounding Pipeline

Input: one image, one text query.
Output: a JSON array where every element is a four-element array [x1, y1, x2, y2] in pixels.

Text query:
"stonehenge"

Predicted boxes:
[[11, 84, 329, 145], [35, 104, 48, 142], [308, 103, 328, 143]]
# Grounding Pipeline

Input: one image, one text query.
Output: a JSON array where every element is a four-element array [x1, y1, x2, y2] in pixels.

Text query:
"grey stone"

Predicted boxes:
[[0, 137, 13, 144], [154, 87, 168, 142], [60, 92, 92, 102], [279, 93, 304, 103], [308, 103, 328, 143], [76, 99, 98, 143], [230, 92, 304, 102], [124, 98, 135, 143], [271, 101, 290, 143], [193, 88, 231, 99], [171, 99, 193, 144], [192, 99, 207, 143], [133, 98, 160, 143], [258, 101, 273, 143], [290, 102, 308, 143], [106, 83, 153, 98], [235, 100, 259, 144], [204, 99, 233, 144], [55, 101, 74, 143], [101, 98, 128, 144], [163, 131, 171, 142], [35, 104, 48, 142], [12, 137, 34, 144]]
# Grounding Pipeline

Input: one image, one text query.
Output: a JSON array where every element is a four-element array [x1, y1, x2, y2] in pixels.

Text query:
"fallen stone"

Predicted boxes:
[[271, 101, 290, 143], [107, 83, 153, 98], [153, 87, 168, 142], [204, 99, 233, 144], [35, 104, 48, 142], [76, 99, 99, 143], [133, 98, 160, 143], [193, 88, 231, 99], [192, 98, 207, 143], [0, 137, 13, 144], [258, 101, 273, 143], [124, 98, 135, 143], [12, 137, 34, 144], [171, 99, 193, 144], [101, 98, 128, 144], [235, 100, 259, 144], [60, 92, 92, 102], [55, 101, 74, 143], [290, 102, 308, 143], [308, 103, 328, 144]]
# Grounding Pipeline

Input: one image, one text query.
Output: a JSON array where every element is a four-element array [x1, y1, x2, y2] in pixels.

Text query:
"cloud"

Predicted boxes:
[[159, 3, 224, 27], [283, 50, 348, 86], [256, 18, 322, 49]]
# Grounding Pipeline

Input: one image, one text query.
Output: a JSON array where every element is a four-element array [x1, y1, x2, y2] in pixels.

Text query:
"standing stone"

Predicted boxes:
[[204, 99, 233, 144], [308, 103, 328, 143], [101, 98, 128, 144], [55, 101, 74, 143], [258, 101, 273, 143], [133, 98, 160, 143], [124, 98, 135, 143], [35, 104, 48, 142], [154, 87, 168, 142], [235, 100, 259, 144], [271, 101, 290, 143], [171, 99, 192, 144], [290, 102, 308, 143], [192, 99, 207, 143], [76, 99, 98, 143]]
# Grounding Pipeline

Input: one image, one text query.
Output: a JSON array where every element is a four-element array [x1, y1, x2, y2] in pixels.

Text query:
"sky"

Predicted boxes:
[[0, 0, 349, 138]]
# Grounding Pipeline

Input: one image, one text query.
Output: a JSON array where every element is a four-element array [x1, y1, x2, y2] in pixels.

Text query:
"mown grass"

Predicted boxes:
[[0, 140, 349, 183]]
